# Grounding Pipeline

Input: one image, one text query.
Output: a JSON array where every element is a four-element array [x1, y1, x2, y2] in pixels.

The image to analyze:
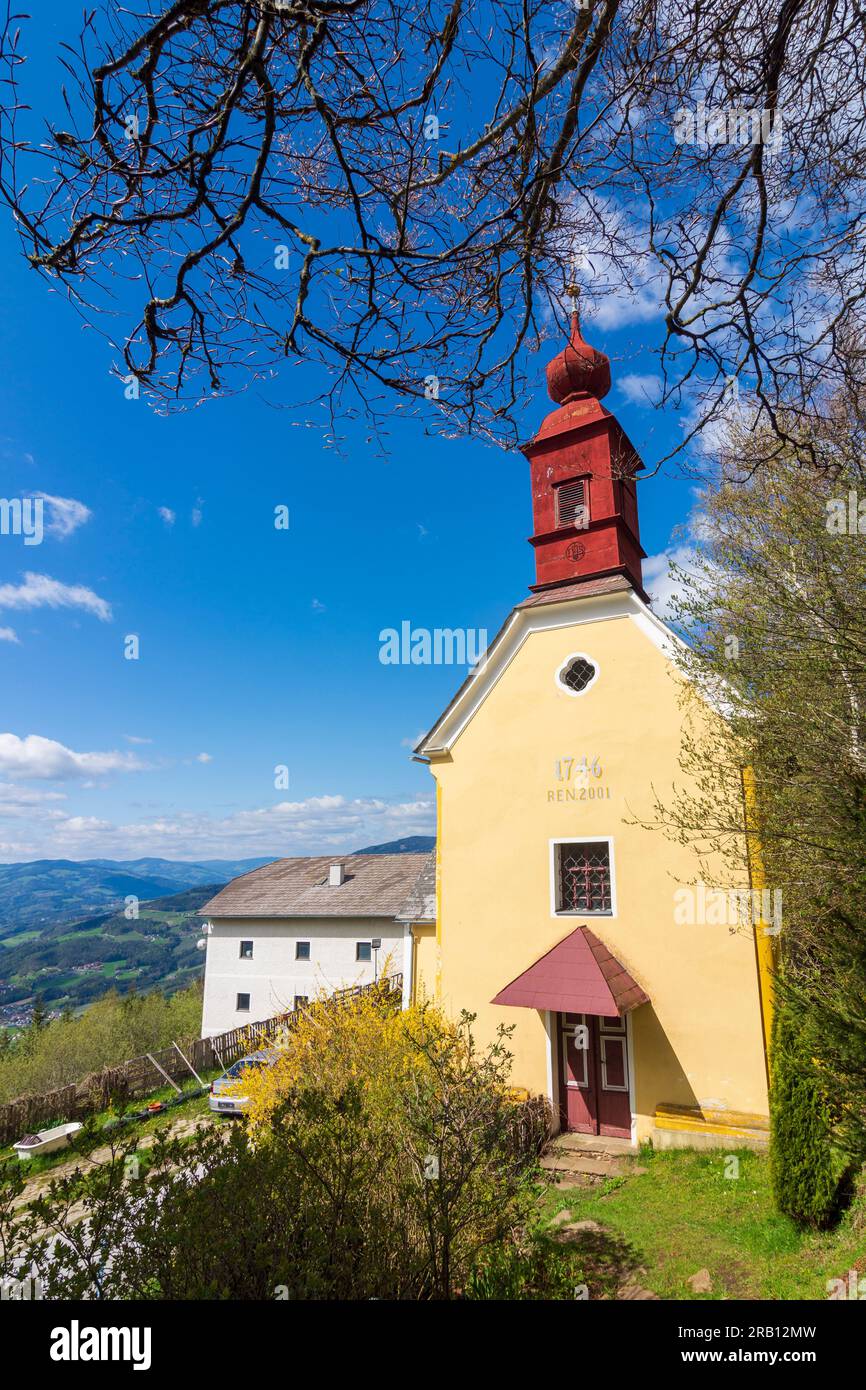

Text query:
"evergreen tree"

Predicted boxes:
[[647, 392, 866, 1213]]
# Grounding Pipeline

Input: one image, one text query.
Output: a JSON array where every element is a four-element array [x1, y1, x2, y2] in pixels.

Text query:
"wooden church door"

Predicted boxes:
[[558, 1012, 631, 1139]]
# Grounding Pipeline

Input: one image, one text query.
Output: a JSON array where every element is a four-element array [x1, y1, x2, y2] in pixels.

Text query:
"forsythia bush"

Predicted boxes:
[[232, 988, 548, 1297], [1, 989, 551, 1300]]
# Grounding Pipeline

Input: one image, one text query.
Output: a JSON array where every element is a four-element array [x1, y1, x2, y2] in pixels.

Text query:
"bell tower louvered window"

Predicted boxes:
[[556, 478, 588, 528]]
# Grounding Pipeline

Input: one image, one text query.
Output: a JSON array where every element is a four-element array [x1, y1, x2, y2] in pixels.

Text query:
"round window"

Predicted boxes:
[[557, 654, 598, 695]]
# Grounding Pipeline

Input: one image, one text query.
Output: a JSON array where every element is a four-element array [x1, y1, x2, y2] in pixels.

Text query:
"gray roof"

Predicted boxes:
[[201, 852, 434, 921], [396, 850, 436, 923]]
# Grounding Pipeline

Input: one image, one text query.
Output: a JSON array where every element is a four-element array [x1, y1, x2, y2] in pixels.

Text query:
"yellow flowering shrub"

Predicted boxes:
[[216, 988, 550, 1296], [240, 988, 465, 1141]]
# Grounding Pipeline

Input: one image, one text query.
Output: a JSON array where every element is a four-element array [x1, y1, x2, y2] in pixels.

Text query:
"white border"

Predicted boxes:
[[402, 924, 413, 1010], [544, 1010, 555, 1117], [548, 835, 617, 919], [554, 650, 600, 698], [626, 1011, 637, 1146], [558, 1012, 590, 1088]]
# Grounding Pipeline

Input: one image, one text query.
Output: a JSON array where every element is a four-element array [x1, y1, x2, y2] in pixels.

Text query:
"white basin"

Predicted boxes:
[[13, 1122, 82, 1159]]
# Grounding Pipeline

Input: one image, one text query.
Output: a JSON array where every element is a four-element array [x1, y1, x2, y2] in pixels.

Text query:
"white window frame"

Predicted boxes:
[[599, 1031, 629, 1093], [560, 1012, 589, 1088], [356, 941, 372, 962], [549, 836, 617, 919], [295, 941, 311, 960], [554, 651, 600, 698], [239, 940, 254, 960], [236, 992, 251, 1012]]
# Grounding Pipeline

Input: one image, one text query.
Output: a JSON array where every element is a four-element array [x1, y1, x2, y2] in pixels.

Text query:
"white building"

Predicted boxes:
[[199, 852, 435, 1037]]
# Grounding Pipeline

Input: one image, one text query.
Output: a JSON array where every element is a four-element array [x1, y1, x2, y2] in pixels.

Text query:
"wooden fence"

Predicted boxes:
[[0, 974, 402, 1148]]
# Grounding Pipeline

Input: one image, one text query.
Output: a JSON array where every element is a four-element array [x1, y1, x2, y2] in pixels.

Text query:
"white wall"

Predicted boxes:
[[200, 916, 406, 1037]]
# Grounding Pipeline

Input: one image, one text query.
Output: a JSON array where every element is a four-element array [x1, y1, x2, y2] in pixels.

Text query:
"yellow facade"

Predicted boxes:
[[416, 590, 769, 1146]]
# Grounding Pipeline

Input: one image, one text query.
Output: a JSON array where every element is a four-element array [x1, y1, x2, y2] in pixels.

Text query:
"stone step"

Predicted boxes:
[[540, 1152, 625, 1178], [553, 1131, 635, 1155]]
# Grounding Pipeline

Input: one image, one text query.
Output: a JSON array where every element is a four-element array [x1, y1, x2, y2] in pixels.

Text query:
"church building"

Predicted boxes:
[[412, 311, 772, 1150]]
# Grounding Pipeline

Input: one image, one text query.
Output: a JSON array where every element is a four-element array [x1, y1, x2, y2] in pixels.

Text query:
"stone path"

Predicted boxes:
[[11, 1111, 215, 1212], [540, 1139, 647, 1188], [542, 1140, 658, 1299]]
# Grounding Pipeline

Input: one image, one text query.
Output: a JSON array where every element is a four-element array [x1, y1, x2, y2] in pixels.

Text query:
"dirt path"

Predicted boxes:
[[11, 1111, 215, 1212]]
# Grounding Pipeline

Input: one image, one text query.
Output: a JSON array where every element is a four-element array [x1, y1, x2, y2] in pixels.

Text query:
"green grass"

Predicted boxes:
[[0, 1069, 222, 1177], [537, 1146, 865, 1300], [53, 926, 107, 943]]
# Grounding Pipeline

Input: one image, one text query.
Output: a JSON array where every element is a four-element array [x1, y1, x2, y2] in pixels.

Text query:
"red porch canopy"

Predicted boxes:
[[491, 926, 649, 1017]]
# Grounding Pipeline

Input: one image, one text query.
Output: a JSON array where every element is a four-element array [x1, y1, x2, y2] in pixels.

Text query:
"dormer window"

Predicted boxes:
[[556, 478, 588, 529]]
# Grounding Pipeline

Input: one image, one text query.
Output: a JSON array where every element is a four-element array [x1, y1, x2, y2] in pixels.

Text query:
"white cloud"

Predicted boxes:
[[0, 572, 112, 622], [0, 792, 435, 859], [191, 498, 204, 527], [643, 543, 704, 620], [0, 627, 19, 643], [124, 734, 153, 745], [617, 373, 663, 407], [400, 730, 426, 748], [0, 733, 147, 781], [35, 494, 92, 539], [311, 598, 326, 612], [158, 506, 176, 527], [643, 505, 716, 621], [0, 782, 67, 819], [196, 752, 213, 763]]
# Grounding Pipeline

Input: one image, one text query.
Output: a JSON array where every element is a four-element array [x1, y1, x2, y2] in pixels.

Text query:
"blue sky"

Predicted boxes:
[[0, 5, 696, 863]]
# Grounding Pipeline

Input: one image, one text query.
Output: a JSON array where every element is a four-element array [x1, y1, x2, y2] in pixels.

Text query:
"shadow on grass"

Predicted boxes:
[[542, 1222, 645, 1299]]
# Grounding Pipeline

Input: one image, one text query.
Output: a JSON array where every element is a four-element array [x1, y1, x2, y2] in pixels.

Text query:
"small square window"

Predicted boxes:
[[356, 942, 372, 962], [239, 940, 254, 960], [294, 995, 308, 1010], [296, 941, 310, 960], [556, 842, 612, 914], [236, 993, 251, 1012]]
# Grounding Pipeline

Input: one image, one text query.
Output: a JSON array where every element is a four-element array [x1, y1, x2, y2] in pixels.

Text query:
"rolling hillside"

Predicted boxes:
[[0, 856, 275, 938], [0, 844, 433, 1024], [0, 882, 222, 1022]]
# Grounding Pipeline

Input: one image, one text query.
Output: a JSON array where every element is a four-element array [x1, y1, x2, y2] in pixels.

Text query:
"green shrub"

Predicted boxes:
[[1, 1007, 544, 1300], [770, 1004, 841, 1228], [466, 1233, 587, 1300], [0, 982, 203, 1103]]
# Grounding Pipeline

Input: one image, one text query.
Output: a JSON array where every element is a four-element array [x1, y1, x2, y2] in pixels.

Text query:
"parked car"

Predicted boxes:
[[209, 1050, 279, 1115]]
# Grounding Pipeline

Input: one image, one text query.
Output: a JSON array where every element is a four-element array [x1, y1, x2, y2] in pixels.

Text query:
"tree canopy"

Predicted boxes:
[[1, 0, 864, 458]]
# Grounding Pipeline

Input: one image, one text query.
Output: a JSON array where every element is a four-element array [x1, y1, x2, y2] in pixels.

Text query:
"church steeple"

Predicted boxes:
[[522, 300, 647, 599]]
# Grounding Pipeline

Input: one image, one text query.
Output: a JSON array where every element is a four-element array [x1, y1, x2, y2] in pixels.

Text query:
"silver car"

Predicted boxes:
[[209, 1049, 279, 1115]]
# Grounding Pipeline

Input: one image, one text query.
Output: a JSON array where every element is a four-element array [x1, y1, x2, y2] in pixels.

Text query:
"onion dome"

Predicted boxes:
[[546, 307, 611, 404]]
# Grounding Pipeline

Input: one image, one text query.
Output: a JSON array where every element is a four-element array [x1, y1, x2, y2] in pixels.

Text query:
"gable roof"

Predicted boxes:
[[414, 580, 685, 758], [201, 852, 433, 920], [491, 925, 649, 1016]]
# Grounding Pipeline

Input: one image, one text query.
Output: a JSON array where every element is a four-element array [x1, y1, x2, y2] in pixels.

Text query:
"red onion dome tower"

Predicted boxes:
[[522, 295, 647, 599]]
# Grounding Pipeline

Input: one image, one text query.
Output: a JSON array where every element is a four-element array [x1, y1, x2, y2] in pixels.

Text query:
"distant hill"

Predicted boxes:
[[354, 836, 436, 855], [0, 857, 276, 938], [0, 882, 222, 1022]]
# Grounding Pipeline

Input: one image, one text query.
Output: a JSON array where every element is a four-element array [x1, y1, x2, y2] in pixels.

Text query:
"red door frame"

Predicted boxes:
[[556, 1011, 632, 1139]]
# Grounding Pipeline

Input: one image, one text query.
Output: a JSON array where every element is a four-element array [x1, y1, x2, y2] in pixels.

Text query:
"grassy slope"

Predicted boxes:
[[0, 886, 221, 1014], [538, 1147, 865, 1300]]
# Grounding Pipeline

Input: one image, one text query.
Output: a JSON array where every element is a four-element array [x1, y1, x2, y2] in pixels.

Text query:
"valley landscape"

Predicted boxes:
[[0, 839, 435, 1026]]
